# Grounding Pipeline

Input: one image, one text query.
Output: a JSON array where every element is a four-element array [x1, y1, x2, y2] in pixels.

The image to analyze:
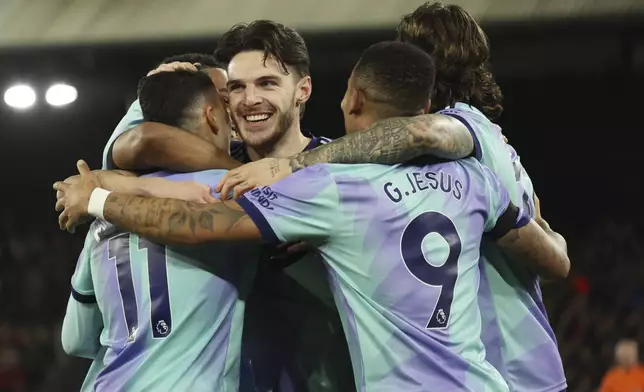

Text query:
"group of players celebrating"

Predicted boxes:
[[53, 2, 571, 391]]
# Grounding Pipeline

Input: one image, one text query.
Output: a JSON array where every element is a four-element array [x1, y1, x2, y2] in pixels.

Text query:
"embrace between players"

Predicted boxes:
[[54, 3, 570, 392]]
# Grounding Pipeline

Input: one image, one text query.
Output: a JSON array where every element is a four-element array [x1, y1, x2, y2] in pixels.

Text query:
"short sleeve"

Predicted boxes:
[[482, 165, 531, 239], [101, 100, 144, 169], [71, 234, 96, 303], [438, 107, 483, 161], [236, 164, 340, 246]]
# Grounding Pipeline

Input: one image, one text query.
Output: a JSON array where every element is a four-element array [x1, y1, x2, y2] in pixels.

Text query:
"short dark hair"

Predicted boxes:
[[158, 53, 225, 69], [397, 2, 503, 120], [214, 20, 310, 77], [137, 70, 217, 131], [353, 41, 435, 117]]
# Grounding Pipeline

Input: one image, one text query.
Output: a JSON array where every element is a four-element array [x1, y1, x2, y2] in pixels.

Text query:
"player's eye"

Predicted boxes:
[[228, 84, 243, 92], [259, 80, 277, 88]]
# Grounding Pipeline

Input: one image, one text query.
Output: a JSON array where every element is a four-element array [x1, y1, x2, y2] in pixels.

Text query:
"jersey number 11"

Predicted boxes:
[[108, 233, 173, 341]]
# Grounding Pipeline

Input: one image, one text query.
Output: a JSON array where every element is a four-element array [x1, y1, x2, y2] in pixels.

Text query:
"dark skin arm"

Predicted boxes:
[[112, 122, 241, 171], [289, 114, 473, 171], [496, 220, 570, 280]]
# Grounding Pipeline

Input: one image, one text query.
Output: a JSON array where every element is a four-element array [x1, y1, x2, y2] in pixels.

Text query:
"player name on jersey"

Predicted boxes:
[[384, 169, 464, 203]]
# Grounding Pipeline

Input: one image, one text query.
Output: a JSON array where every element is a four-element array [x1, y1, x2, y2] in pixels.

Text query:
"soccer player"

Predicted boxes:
[[102, 52, 240, 171], [218, 4, 568, 391], [90, 21, 356, 392], [60, 70, 260, 391], [56, 41, 569, 392], [395, 4, 567, 391]]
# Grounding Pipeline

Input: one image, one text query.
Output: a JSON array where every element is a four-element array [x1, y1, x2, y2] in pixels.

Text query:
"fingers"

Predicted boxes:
[[205, 189, 218, 204], [147, 62, 199, 76], [232, 182, 255, 199], [55, 197, 65, 212], [77, 160, 91, 176], [58, 211, 68, 231], [53, 181, 69, 192], [215, 170, 237, 195], [214, 173, 229, 193], [219, 178, 236, 201], [64, 174, 80, 184], [219, 173, 247, 200], [66, 217, 77, 234]]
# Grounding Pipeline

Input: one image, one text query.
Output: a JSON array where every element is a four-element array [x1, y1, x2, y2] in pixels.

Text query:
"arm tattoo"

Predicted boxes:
[[288, 114, 473, 172], [103, 193, 255, 245]]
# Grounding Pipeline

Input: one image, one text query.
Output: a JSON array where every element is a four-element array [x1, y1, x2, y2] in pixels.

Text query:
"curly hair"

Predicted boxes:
[[397, 2, 503, 120]]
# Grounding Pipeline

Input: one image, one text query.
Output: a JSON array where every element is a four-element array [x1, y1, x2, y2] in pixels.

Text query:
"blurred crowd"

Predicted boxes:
[[0, 214, 642, 391]]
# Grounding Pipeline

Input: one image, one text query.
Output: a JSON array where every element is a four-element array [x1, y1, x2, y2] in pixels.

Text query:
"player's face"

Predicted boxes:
[[205, 92, 233, 149], [227, 51, 310, 149], [205, 67, 238, 136], [205, 67, 230, 103]]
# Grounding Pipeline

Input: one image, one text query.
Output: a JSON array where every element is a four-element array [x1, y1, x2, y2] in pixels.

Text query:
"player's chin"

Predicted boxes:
[[240, 127, 279, 148]]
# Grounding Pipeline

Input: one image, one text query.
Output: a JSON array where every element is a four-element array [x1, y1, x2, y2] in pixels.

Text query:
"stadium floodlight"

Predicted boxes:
[[46, 83, 77, 107], [4, 84, 36, 109]]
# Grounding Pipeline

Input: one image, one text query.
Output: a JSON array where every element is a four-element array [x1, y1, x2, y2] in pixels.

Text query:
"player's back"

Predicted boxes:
[[317, 159, 512, 392], [88, 170, 259, 392], [440, 103, 566, 392]]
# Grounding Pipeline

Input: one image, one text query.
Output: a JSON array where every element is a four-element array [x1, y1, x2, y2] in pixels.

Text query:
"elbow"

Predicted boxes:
[[127, 126, 155, 161], [415, 115, 474, 160], [113, 125, 155, 169], [61, 327, 83, 357], [558, 254, 571, 279], [61, 332, 97, 359], [540, 254, 570, 282]]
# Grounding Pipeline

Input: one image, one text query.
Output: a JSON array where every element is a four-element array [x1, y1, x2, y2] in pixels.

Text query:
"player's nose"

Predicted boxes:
[[243, 85, 262, 106]]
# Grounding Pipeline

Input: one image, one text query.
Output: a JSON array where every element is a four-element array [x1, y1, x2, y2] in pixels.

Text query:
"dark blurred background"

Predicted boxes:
[[0, 1, 643, 391]]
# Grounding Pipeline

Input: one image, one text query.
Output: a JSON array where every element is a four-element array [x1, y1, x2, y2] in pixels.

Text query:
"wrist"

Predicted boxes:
[[536, 217, 551, 232], [88, 188, 112, 219], [288, 155, 305, 173]]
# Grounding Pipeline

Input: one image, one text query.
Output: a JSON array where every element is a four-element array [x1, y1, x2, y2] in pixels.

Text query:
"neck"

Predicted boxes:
[[192, 123, 229, 154], [246, 119, 310, 161], [354, 111, 383, 131]]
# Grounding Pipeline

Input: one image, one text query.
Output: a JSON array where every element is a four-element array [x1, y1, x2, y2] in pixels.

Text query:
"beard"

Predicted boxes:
[[238, 99, 297, 151]]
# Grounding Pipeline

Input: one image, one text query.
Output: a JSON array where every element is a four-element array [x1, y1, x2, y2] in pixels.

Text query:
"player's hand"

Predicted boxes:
[[53, 160, 102, 233], [533, 193, 550, 231], [215, 158, 292, 200], [147, 61, 200, 76], [158, 181, 218, 204]]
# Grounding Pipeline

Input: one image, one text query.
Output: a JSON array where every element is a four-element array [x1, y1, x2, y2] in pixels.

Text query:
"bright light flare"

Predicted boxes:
[[4, 84, 36, 109], [46, 83, 77, 106]]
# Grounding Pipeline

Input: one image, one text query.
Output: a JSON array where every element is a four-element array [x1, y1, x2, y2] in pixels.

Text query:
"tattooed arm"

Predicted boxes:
[[102, 193, 261, 245], [289, 114, 473, 171]]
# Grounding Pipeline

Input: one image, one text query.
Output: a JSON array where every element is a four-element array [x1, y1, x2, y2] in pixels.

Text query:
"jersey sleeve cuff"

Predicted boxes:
[[443, 113, 482, 161], [486, 202, 529, 240], [71, 287, 97, 304], [237, 195, 281, 246]]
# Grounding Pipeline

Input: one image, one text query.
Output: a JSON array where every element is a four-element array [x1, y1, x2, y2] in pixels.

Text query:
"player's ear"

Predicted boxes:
[[205, 105, 219, 135], [423, 99, 431, 114], [295, 75, 312, 105], [349, 88, 365, 115]]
